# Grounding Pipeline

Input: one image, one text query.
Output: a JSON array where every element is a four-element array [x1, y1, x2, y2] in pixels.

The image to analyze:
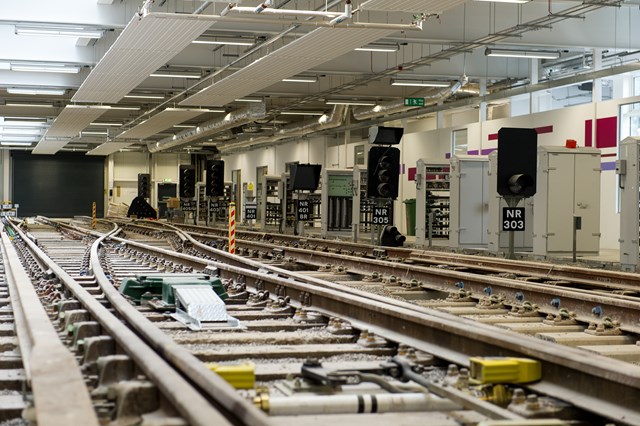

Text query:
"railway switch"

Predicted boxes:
[[119, 274, 228, 306], [469, 357, 541, 385]]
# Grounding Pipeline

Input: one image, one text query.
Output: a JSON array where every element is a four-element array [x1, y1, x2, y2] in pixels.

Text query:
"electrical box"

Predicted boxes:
[[619, 137, 640, 271], [449, 156, 489, 250], [533, 146, 601, 256], [487, 152, 534, 254], [321, 169, 359, 238], [415, 159, 450, 248]]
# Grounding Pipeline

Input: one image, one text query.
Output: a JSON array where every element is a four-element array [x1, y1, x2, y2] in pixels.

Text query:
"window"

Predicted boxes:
[[451, 129, 468, 156]]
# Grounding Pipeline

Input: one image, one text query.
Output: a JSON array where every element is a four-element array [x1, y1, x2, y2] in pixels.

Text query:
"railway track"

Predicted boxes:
[[6, 217, 640, 425]]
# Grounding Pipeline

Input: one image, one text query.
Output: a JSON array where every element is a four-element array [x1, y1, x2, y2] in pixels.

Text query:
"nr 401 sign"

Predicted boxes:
[[502, 207, 525, 231]]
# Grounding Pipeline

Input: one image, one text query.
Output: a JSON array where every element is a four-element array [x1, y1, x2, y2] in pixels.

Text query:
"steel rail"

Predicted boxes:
[[184, 228, 640, 424], [87, 223, 271, 426], [135, 221, 640, 332], [55, 218, 640, 423], [173, 222, 640, 291], [5, 221, 237, 426], [117, 224, 640, 425], [1, 231, 100, 426]]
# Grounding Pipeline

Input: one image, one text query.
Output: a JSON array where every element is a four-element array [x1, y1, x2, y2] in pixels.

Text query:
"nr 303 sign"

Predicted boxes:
[[502, 207, 525, 231]]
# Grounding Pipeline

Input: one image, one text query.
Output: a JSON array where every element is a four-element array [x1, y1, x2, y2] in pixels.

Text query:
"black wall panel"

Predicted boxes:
[[12, 152, 105, 218]]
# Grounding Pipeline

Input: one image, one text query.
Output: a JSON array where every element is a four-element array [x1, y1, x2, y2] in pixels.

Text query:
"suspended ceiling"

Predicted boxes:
[[0, 0, 639, 155]]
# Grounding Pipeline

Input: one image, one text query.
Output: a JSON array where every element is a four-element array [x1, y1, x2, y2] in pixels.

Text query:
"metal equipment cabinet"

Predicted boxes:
[[320, 168, 362, 240], [258, 175, 282, 230], [618, 136, 640, 271], [533, 146, 601, 256], [449, 155, 489, 250], [487, 152, 534, 254], [416, 159, 450, 247]]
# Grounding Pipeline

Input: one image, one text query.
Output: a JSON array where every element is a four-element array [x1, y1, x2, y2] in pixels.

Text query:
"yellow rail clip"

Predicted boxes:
[[207, 362, 256, 389]]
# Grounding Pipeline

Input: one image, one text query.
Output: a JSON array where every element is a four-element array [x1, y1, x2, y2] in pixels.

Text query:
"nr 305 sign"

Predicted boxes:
[[502, 207, 525, 231]]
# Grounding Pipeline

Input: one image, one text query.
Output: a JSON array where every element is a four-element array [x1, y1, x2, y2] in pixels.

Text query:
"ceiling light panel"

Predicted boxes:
[[72, 14, 214, 103], [45, 105, 111, 138], [86, 142, 135, 156], [180, 27, 393, 107], [32, 138, 70, 155], [359, 0, 467, 12], [117, 108, 210, 139]]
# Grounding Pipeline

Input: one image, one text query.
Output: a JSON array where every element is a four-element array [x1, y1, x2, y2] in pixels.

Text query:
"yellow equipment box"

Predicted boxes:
[[207, 362, 256, 389], [469, 357, 541, 384]]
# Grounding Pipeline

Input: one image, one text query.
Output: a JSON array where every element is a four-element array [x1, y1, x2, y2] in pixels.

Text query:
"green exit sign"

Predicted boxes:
[[404, 97, 425, 107]]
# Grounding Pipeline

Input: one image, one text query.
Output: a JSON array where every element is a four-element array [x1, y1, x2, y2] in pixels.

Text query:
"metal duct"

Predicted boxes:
[[220, 105, 347, 152], [352, 79, 467, 121], [147, 103, 266, 153]]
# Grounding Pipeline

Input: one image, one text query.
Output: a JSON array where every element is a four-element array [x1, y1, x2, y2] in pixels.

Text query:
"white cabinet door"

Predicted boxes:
[[546, 153, 575, 252], [574, 154, 601, 252]]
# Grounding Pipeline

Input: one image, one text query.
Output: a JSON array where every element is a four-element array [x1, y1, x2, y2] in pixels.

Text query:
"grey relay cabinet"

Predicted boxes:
[[449, 155, 489, 250], [533, 146, 601, 256], [618, 136, 640, 271]]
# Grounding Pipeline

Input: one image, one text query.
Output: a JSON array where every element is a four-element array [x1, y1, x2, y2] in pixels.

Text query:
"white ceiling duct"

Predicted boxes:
[[180, 27, 394, 107], [73, 13, 214, 103], [117, 108, 211, 139], [148, 103, 266, 153], [45, 105, 111, 138], [86, 142, 135, 156], [220, 104, 347, 153], [352, 78, 468, 121], [359, 0, 466, 12]]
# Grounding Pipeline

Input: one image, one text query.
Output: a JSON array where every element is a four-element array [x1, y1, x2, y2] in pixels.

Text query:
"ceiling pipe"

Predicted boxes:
[[147, 103, 266, 153], [219, 104, 347, 153], [352, 77, 468, 121]]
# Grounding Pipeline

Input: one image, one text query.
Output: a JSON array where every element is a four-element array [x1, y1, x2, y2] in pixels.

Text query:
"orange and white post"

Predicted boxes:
[[228, 201, 236, 254], [91, 202, 97, 229]]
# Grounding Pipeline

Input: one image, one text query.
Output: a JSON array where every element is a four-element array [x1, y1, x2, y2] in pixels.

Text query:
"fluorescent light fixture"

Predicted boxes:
[[7, 87, 66, 96], [327, 100, 376, 106], [391, 79, 450, 87], [15, 26, 103, 39], [11, 64, 81, 74], [108, 106, 141, 111], [0, 128, 43, 135], [1, 120, 47, 127], [1, 141, 33, 146], [0, 136, 39, 142], [355, 44, 399, 53], [235, 98, 263, 103], [282, 76, 318, 83], [5, 102, 54, 108], [281, 111, 325, 116], [474, 0, 530, 3], [90, 122, 123, 126], [150, 72, 201, 79], [485, 47, 560, 59], [192, 39, 254, 46], [82, 131, 108, 136], [124, 94, 165, 99]]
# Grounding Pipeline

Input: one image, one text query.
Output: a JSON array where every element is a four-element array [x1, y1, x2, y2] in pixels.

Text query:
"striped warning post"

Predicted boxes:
[[91, 202, 97, 229], [228, 202, 236, 254]]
